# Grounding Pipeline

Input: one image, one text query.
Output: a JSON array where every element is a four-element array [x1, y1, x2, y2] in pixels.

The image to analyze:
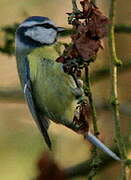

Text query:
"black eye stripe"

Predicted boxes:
[[32, 23, 57, 30], [43, 23, 54, 28]]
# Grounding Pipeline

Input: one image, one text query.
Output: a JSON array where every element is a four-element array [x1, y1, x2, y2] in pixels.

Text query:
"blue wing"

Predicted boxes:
[[22, 57, 52, 149]]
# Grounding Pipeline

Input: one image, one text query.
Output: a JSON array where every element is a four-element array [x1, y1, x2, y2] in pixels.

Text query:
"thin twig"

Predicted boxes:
[[85, 66, 99, 135], [1, 58, 131, 103], [1, 24, 131, 56], [58, 24, 131, 37], [84, 66, 100, 180], [91, 0, 96, 5], [1, 88, 131, 117], [108, 0, 128, 179], [115, 24, 131, 33], [108, 1, 122, 66], [64, 144, 131, 179], [72, 0, 79, 12]]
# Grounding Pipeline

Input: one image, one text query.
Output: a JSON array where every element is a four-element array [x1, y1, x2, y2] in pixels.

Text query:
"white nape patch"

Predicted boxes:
[[19, 20, 56, 28], [25, 26, 57, 44]]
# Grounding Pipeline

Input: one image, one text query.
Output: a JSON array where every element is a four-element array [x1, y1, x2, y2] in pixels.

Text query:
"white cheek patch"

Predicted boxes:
[[25, 26, 57, 44]]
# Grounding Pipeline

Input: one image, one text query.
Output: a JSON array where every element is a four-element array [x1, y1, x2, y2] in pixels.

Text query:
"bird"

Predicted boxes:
[[15, 16, 120, 161]]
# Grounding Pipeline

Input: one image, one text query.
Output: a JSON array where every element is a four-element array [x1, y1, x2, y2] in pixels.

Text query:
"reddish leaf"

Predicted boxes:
[[72, 30, 101, 60], [80, 0, 91, 15], [36, 152, 65, 180]]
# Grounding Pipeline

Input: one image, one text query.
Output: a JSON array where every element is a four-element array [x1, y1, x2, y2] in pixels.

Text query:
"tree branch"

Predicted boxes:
[[72, 0, 79, 12], [0, 24, 131, 56], [64, 145, 131, 179], [85, 66, 99, 135], [108, 0, 128, 179], [0, 87, 24, 103], [1, 59, 131, 103], [90, 60, 131, 83], [1, 88, 131, 117], [59, 24, 131, 37], [115, 24, 131, 34]]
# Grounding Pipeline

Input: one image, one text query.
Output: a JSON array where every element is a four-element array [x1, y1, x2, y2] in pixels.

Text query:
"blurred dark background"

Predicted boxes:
[[0, 0, 130, 179]]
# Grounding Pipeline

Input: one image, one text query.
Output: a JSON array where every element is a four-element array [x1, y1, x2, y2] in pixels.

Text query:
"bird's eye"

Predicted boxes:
[[43, 23, 52, 29]]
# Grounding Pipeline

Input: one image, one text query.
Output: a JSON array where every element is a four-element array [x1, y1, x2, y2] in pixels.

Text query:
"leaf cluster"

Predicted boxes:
[[0, 23, 19, 56]]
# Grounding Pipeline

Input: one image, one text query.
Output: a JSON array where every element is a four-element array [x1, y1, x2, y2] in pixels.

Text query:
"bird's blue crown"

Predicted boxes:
[[23, 16, 49, 23]]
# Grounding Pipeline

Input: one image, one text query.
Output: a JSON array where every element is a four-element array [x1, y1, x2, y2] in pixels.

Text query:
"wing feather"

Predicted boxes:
[[23, 57, 51, 149]]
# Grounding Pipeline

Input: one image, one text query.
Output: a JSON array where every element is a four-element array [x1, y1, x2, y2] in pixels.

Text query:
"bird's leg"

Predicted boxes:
[[71, 73, 80, 88], [70, 101, 121, 161], [71, 99, 90, 133], [63, 60, 85, 99], [62, 59, 81, 88]]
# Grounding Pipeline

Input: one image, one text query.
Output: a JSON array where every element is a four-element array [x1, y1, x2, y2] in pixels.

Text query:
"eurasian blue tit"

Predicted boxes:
[[15, 16, 120, 161]]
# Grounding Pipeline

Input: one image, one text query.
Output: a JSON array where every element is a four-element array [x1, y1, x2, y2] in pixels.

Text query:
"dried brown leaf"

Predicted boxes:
[[80, 0, 91, 15], [36, 152, 65, 180], [56, 0, 109, 63], [73, 32, 101, 60], [90, 8, 109, 38]]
